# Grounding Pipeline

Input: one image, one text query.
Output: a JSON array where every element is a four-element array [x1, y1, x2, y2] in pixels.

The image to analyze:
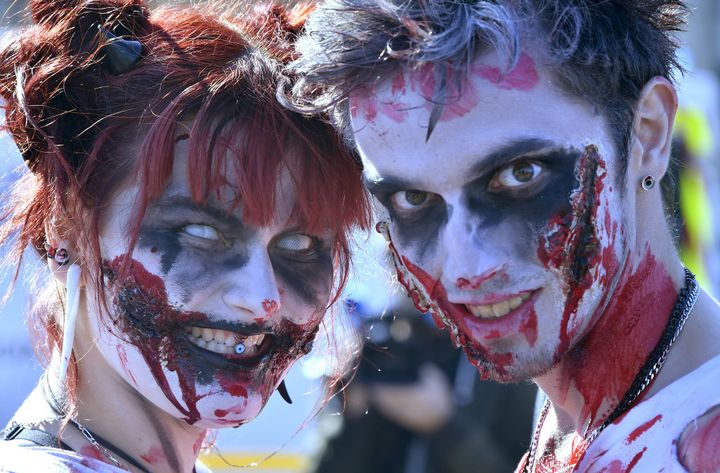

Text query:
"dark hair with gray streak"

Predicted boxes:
[[285, 0, 689, 214]]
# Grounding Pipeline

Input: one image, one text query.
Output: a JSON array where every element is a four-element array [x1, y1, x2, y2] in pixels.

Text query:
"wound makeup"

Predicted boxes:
[[370, 139, 582, 262], [104, 255, 320, 425]]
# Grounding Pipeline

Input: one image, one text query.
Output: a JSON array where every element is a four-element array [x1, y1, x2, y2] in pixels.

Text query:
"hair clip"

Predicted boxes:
[[98, 25, 142, 75]]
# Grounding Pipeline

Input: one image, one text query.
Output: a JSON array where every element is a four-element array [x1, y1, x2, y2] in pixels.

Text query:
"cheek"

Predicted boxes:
[[536, 146, 621, 346]]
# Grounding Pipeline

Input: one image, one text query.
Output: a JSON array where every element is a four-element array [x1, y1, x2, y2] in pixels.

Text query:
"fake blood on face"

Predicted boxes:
[[105, 256, 319, 426]]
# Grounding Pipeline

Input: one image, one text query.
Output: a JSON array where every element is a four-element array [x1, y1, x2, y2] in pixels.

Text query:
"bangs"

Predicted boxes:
[[133, 69, 369, 246]]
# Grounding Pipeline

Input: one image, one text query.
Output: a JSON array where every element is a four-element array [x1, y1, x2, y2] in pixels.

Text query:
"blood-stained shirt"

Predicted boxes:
[[578, 354, 720, 472], [516, 354, 720, 473]]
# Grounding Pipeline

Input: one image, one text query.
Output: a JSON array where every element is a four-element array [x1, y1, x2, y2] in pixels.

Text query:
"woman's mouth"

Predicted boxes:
[[183, 326, 272, 359], [465, 292, 533, 319]]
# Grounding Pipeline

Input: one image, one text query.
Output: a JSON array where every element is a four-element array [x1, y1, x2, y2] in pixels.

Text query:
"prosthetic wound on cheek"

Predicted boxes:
[[376, 221, 462, 347]]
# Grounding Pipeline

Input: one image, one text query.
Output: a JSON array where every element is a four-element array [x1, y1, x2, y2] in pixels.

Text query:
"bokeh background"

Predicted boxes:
[[1, 1, 719, 472]]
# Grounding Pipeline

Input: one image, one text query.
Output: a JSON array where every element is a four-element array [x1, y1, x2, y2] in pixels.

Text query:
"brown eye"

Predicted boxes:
[[405, 190, 428, 206], [512, 163, 535, 182], [390, 190, 437, 212], [490, 161, 544, 190]]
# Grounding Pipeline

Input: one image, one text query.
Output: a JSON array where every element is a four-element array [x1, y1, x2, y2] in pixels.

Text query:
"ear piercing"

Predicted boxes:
[[641, 175, 656, 191], [46, 245, 70, 266], [234, 343, 246, 355]]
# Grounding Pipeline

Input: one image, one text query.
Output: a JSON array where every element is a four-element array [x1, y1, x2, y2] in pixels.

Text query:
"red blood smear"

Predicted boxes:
[[626, 414, 662, 444], [519, 307, 538, 347], [626, 448, 647, 472], [193, 432, 206, 455], [140, 445, 166, 464], [216, 374, 249, 398], [79, 445, 106, 462], [456, 267, 500, 290], [410, 63, 481, 122], [214, 401, 249, 419], [562, 248, 676, 430], [262, 299, 278, 315], [107, 256, 207, 424], [472, 52, 540, 91], [678, 407, 720, 473], [116, 344, 139, 387], [399, 255, 514, 376]]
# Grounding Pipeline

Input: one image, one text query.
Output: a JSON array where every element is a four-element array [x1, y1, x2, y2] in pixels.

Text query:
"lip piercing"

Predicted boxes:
[[234, 343, 246, 355]]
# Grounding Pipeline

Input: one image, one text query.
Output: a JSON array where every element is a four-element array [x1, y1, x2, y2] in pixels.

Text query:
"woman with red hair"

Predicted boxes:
[[0, 1, 370, 471]]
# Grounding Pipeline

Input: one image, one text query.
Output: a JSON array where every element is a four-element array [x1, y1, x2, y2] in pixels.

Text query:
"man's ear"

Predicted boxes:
[[630, 76, 678, 180]]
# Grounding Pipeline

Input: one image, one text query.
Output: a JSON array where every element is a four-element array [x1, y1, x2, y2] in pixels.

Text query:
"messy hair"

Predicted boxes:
[[0, 0, 370, 410], [287, 0, 688, 209]]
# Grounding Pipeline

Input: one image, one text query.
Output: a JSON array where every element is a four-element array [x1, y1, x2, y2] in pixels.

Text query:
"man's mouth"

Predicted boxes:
[[465, 292, 533, 319], [183, 326, 272, 358]]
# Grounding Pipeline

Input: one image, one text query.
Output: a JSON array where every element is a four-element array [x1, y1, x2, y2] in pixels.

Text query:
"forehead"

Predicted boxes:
[[351, 52, 616, 190], [161, 138, 297, 227]]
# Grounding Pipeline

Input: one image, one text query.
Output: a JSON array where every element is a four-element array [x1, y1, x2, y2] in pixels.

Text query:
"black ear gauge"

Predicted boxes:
[[98, 25, 142, 75]]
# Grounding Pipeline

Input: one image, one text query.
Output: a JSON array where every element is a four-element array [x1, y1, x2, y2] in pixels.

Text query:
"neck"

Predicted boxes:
[[62, 322, 207, 472], [535, 240, 686, 435]]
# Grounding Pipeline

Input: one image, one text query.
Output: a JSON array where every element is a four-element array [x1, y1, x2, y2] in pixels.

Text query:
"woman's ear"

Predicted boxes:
[[44, 221, 79, 287], [630, 76, 678, 180]]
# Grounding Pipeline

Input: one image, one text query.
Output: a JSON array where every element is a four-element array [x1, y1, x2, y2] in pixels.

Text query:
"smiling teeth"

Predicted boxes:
[[467, 293, 531, 319], [184, 326, 266, 356]]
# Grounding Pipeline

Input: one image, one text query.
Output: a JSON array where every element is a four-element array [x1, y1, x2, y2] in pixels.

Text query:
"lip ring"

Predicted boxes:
[[182, 331, 275, 369]]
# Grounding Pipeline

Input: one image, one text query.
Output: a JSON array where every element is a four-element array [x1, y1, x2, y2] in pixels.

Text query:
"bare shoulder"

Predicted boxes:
[[677, 404, 720, 473]]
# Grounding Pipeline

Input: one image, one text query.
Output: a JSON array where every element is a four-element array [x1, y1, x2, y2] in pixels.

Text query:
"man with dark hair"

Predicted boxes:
[[287, 1, 720, 471]]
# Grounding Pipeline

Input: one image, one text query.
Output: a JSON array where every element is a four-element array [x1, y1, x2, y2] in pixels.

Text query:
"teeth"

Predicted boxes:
[[467, 292, 531, 320], [184, 326, 267, 356]]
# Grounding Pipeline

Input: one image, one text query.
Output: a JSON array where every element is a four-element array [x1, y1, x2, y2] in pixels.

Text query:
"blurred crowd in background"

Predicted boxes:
[[1, 0, 719, 472]]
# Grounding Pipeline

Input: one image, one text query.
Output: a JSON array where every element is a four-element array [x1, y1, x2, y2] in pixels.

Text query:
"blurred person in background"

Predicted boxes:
[[287, 1, 720, 471], [0, 1, 370, 472], [314, 277, 536, 473]]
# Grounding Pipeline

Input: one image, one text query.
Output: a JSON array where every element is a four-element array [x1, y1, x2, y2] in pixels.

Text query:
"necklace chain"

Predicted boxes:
[[524, 267, 699, 472], [40, 375, 126, 469]]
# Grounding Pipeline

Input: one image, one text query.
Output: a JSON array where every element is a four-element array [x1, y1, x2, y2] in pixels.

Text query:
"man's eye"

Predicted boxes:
[[182, 224, 221, 241], [489, 162, 544, 190], [390, 190, 436, 212], [276, 233, 315, 252]]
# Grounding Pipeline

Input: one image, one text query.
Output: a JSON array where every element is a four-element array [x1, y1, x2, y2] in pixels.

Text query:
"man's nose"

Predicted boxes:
[[440, 206, 509, 292], [221, 245, 282, 319]]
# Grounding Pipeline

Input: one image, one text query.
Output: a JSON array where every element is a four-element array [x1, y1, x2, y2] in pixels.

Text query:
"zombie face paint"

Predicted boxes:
[[353, 50, 630, 382], [89, 142, 333, 429]]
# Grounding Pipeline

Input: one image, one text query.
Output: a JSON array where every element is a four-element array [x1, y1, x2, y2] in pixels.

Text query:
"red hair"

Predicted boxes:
[[0, 0, 370, 405]]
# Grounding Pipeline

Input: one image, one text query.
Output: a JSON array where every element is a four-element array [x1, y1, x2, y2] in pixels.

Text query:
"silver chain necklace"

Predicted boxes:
[[40, 375, 136, 471], [523, 268, 699, 473]]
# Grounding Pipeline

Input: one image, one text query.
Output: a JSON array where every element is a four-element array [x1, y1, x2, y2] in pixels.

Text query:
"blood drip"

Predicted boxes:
[[626, 414, 662, 443]]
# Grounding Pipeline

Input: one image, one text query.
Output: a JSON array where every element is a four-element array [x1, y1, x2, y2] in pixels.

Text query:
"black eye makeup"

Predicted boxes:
[[271, 232, 327, 263]]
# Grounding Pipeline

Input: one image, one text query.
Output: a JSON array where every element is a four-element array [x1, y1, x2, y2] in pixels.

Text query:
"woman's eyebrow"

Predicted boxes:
[[149, 196, 245, 228]]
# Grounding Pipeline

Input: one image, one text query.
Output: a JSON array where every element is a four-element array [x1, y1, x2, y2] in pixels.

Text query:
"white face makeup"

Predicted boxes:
[[353, 52, 631, 382], [87, 139, 334, 429]]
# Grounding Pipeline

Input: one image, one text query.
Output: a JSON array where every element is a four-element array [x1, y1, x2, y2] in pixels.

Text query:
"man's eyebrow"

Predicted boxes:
[[362, 138, 564, 194], [149, 196, 244, 227], [362, 175, 414, 195], [469, 138, 560, 177]]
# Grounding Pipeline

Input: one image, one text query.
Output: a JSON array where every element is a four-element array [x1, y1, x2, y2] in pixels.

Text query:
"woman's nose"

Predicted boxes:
[[221, 245, 281, 320]]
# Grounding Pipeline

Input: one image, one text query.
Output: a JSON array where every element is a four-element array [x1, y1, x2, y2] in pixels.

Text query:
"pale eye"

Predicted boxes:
[[490, 162, 544, 189], [182, 224, 221, 241], [390, 190, 435, 212], [276, 233, 315, 252]]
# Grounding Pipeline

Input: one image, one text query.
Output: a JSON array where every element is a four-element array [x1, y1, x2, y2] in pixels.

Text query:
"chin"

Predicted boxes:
[[462, 339, 559, 383]]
